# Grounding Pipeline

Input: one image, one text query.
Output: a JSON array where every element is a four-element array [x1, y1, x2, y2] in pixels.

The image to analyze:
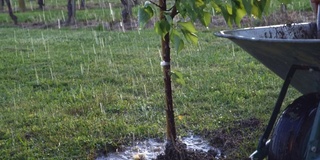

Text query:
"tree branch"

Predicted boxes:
[[149, 0, 164, 10], [170, 5, 178, 18], [150, 0, 178, 13]]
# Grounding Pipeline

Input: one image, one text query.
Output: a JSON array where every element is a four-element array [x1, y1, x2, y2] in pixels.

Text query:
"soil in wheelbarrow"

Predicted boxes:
[[155, 117, 262, 160]]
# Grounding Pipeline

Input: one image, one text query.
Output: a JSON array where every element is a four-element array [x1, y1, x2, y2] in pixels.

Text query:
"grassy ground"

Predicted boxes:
[[0, 0, 125, 24], [0, 27, 302, 159], [0, 0, 311, 159]]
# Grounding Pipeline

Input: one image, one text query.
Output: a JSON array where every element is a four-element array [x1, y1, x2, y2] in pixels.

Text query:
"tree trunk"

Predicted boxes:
[[38, 0, 44, 10], [80, 0, 85, 9], [0, 0, 4, 11], [121, 0, 135, 23], [280, 3, 287, 13], [5, 0, 18, 24], [159, 0, 177, 143], [66, 0, 76, 25], [18, 0, 26, 12]]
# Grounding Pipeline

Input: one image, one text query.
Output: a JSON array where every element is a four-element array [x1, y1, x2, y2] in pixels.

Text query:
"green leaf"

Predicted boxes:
[[170, 29, 184, 54], [200, 11, 211, 27], [164, 14, 173, 25], [195, 0, 205, 7], [213, 0, 270, 27], [261, 0, 271, 14], [181, 30, 198, 45], [226, 4, 233, 14], [211, 1, 222, 13], [242, 0, 252, 15], [232, 0, 247, 26], [154, 20, 171, 39], [178, 21, 198, 45], [176, 0, 187, 18], [138, 5, 154, 29], [251, 4, 261, 18], [251, 0, 270, 18], [219, 4, 233, 27], [171, 70, 186, 86], [235, 9, 246, 26], [178, 21, 197, 33]]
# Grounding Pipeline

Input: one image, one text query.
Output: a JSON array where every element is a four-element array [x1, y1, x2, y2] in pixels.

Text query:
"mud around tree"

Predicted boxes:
[[153, 118, 261, 160]]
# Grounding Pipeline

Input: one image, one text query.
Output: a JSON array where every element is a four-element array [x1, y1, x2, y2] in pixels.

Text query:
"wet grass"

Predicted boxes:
[[0, 0, 311, 159], [0, 28, 163, 159], [0, 0, 312, 25], [269, 0, 312, 12], [0, 27, 302, 159], [0, 0, 130, 25]]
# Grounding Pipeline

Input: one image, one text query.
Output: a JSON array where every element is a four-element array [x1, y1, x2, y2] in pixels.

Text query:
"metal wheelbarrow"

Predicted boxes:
[[215, 22, 320, 160]]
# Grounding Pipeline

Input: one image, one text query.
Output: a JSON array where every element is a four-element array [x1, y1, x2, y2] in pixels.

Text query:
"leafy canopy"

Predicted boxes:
[[139, 0, 270, 53]]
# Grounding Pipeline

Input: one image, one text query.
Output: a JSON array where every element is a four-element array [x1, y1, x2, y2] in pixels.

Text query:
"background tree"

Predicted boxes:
[[279, 0, 291, 13], [38, 0, 45, 10], [18, 0, 26, 12], [4, 0, 17, 24], [66, 0, 86, 25], [121, 0, 139, 23], [67, 0, 76, 25], [0, 0, 4, 11], [139, 0, 271, 153], [80, 0, 86, 10]]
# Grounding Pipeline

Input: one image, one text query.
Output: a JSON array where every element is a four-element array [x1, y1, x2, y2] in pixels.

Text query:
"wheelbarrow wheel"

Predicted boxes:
[[268, 93, 320, 160]]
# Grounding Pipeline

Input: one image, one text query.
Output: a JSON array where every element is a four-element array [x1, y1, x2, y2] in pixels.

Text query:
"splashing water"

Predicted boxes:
[[97, 134, 221, 160]]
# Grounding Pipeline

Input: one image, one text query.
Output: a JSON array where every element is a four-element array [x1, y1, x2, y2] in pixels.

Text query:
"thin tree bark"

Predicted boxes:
[[5, 0, 18, 24], [66, 0, 76, 25], [0, 0, 4, 11], [121, 0, 129, 23], [80, 0, 85, 9], [38, 0, 45, 10], [280, 3, 287, 13], [18, 0, 26, 12], [159, 0, 177, 143], [121, 0, 138, 23]]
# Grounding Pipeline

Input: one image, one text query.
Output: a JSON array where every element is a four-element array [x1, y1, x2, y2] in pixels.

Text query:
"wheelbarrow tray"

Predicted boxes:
[[215, 22, 320, 94]]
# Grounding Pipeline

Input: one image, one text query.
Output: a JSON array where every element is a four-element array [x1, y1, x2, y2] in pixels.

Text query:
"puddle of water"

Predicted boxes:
[[97, 134, 220, 160], [181, 135, 216, 152], [98, 139, 164, 160]]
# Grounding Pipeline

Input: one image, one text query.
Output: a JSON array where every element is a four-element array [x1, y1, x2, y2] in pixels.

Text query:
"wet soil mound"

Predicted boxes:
[[155, 118, 261, 160], [155, 141, 221, 160]]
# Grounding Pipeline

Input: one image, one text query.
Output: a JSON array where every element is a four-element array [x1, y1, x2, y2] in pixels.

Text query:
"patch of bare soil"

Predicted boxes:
[[154, 117, 261, 160], [204, 118, 262, 160], [155, 141, 220, 160]]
